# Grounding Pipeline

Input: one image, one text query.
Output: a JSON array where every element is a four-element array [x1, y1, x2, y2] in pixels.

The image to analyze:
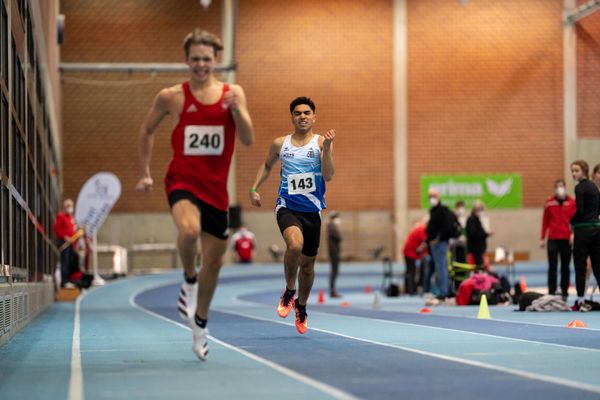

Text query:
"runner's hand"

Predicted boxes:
[[136, 176, 154, 193], [223, 89, 240, 111], [249, 191, 261, 207], [323, 129, 336, 150]]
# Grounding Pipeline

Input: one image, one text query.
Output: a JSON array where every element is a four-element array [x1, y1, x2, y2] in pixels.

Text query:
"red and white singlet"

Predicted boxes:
[[164, 81, 236, 211]]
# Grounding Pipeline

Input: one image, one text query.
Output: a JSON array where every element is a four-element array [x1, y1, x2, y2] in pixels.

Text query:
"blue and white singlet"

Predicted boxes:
[[276, 134, 326, 213]]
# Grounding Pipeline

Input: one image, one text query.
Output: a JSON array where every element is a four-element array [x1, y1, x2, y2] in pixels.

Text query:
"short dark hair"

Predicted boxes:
[[183, 28, 223, 58], [455, 200, 465, 208], [554, 178, 566, 187], [571, 160, 590, 179], [289, 97, 316, 114], [594, 163, 600, 175]]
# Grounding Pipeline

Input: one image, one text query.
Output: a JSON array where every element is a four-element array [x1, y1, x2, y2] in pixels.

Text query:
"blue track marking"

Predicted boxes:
[[238, 290, 600, 349], [78, 275, 346, 400], [135, 282, 600, 399], [0, 303, 74, 399], [2, 263, 600, 399]]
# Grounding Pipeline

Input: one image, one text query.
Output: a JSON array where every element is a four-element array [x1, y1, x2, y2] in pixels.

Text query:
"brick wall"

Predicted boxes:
[[60, 0, 394, 213], [60, 0, 599, 219], [577, 11, 600, 139], [407, 0, 565, 208]]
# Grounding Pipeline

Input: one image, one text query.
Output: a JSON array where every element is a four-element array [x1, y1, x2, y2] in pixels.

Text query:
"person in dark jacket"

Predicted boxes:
[[540, 179, 576, 297], [327, 212, 343, 298], [570, 160, 600, 311], [426, 189, 455, 298], [466, 200, 492, 271]]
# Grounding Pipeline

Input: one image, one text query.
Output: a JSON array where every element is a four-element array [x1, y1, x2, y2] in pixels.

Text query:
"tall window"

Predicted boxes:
[[1, 187, 8, 268], [1, 93, 7, 175], [1, 2, 8, 84]]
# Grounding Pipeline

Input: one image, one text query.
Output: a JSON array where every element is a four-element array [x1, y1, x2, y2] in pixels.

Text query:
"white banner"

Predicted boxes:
[[75, 172, 121, 236]]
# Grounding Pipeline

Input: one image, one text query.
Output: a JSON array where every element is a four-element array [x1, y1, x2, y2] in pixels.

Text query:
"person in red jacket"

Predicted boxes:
[[540, 179, 576, 298], [53, 199, 77, 287], [403, 217, 429, 295], [231, 225, 256, 264]]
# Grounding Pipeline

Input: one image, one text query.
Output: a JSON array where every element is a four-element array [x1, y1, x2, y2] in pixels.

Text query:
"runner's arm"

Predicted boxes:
[[249, 138, 282, 207], [136, 90, 170, 192], [227, 84, 254, 146], [321, 129, 335, 182]]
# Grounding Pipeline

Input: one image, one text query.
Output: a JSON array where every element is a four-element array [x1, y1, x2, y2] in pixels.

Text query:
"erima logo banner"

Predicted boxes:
[[486, 178, 512, 197], [420, 174, 522, 209]]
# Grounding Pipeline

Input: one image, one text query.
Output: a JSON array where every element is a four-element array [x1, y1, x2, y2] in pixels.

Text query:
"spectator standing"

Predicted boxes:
[[451, 200, 467, 263], [540, 179, 576, 298], [403, 217, 429, 295], [466, 200, 492, 271], [569, 160, 600, 311], [53, 199, 77, 287], [327, 212, 343, 298], [593, 163, 600, 189], [426, 189, 455, 298]]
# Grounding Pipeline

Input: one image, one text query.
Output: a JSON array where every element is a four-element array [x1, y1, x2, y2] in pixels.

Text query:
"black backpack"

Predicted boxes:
[[447, 210, 463, 239]]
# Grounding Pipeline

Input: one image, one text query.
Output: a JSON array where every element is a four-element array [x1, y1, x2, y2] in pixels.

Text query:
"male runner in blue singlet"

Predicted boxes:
[[249, 97, 335, 334]]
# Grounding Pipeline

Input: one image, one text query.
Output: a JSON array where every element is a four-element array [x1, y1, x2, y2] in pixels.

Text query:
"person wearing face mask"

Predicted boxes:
[[540, 179, 576, 298], [425, 189, 456, 299], [570, 160, 600, 311], [327, 211, 343, 298], [466, 200, 492, 271], [451, 200, 467, 264], [53, 199, 78, 287]]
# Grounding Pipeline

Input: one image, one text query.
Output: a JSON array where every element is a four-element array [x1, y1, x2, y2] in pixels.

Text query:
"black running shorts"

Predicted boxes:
[[168, 190, 229, 240], [276, 207, 321, 257]]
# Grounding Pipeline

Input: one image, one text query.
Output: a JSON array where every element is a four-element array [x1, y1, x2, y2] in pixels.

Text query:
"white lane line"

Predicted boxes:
[[472, 315, 600, 331], [214, 306, 600, 395], [68, 290, 90, 400], [237, 296, 600, 353], [128, 289, 359, 400]]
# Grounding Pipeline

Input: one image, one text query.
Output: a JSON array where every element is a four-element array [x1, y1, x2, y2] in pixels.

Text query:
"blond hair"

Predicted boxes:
[[183, 29, 223, 58]]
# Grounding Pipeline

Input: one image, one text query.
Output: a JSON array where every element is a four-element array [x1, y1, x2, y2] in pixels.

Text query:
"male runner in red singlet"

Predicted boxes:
[[136, 29, 254, 361]]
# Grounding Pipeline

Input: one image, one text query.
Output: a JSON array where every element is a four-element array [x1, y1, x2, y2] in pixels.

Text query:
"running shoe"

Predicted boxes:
[[178, 280, 198, 321], [191, 322, 209, 361], [294, 299, 308, 334], [277, 288, 295, 318]]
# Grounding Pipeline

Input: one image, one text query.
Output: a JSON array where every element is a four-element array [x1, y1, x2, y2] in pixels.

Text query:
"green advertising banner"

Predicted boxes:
[[420, 174, 522, 209]]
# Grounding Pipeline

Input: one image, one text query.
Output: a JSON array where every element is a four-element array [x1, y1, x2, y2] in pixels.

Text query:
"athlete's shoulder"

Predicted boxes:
[[227, 82, 245, 94], [156, 84, 183, 104], [273, 135, 287, 146]]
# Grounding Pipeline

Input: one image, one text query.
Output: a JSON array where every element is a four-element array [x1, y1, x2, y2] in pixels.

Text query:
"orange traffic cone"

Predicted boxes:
[[520, 276, 527, 293], [419, 307, 432, 314], [567, 320, 587, 328], [317, 289, 325, 304]]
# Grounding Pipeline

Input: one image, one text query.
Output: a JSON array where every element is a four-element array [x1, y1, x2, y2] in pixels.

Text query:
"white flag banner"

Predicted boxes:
[[75, 172, 121, 236]]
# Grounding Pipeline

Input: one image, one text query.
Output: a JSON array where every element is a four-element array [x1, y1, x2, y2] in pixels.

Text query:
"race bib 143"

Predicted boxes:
[[287, 172, 316, 195]]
